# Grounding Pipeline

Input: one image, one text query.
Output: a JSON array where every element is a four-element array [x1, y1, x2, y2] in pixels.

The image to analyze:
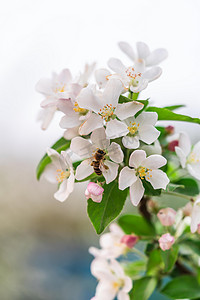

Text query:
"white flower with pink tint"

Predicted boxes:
[[119, 150, 169, 206], [159, 233, 175, 251], [70, 127, 124, 184], [175, 132, 200, 180], [89, 223, 138, 259], [191, 197, 200, 233], [85, 182, 104, 203], [157, 208, 177, 226], [91, 258, 132, 300], [43, 148, 75, 202]]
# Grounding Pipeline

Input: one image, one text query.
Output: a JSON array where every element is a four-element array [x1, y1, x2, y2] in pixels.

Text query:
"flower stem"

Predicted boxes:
[[162, 190, 192, 201]]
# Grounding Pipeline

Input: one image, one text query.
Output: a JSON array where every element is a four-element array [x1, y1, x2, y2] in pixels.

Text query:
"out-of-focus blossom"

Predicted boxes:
[[70, 127, 123, 184], [157, 208, 176, 226], [182, 202, 193, 216], [91, 258, 132, 300], [85, 182, 104, 203], [175, 132, 200, 180], [159, 233, 175, 251], [191, 197, 200, 233], [119, 150, 169, 206], [141, 140, 162, 156], [168, 140, 179, 152], [43, 148, 75, 202], [77, 62, 96, 87], [118, 41, 168, 67], [165, 125, 175, 135], [121, 112, 160, 149]]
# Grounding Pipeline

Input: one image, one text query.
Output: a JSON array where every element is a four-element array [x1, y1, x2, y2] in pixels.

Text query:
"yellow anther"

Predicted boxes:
[[137, 166, 151, 180], [98, 104, 116, 122], [73, 102, 88, 115], [128, 122, 139, 135], [56, 169, 70, 183]]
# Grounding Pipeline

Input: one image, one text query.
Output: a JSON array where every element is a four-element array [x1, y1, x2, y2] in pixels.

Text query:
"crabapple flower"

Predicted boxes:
[[159, 233, 175, 251], [89, 223, 138, 259], [118, 41, 168, 67], [91, 258, 132, 300], [85, 182, 104, 203], [77, 62, 96, 87], [76, 78, 144, 138], [141, 140, 162, 156], [157, 208, 176, 226], [42, 148, 75, 202], [119, 150, 169, 206], [107, 57, 162, 93], [70, 127, 124, 184], [191, 197, 200, 233], [175, 132, 200, 180], [121, 111, 160, 149], [37, 107, 57, 130]]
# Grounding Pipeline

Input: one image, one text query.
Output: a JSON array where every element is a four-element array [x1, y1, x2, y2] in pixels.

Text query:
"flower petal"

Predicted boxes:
[[175, 146, 187, 168], [187, 163, 200, 180], [178, 132, 191, 156], [101, 78, 123, 108], [91, 127, 110, 149], [79, 113, 104, 136], [70, 137, 94, 158], [142, 155, 167, 169], [139, 125, 160, 144], [64, 127, 79, 139], [57, 99, 74, 115], [143, 66, 162, 82], [136, 41, 150, 59], [76, 85, 101, 113], [102, 160, 119, 184], [118, 41, 136, 61], [42, 164, 57, 183], [130, 178, 144, 206], [115, 101, 144, 120], [129, 150, 146, 168], [58, 68, 72, 85], [122, 135, 140, 149], [35, 78, 52, 96], [146, 169, 169, 189], [75, 160, 93, 180], [107, 142, 124, 163], [106, 119, 129, 139], [136, 111, 158, 126], [59, 114, 81, 129], [145, 48, 168, 66], [118, 291, 129, 300], [107, 58, 126, 74], [119, 167, 137, 190], [95, 68, 110, 89], [191, 199, 200, 233]]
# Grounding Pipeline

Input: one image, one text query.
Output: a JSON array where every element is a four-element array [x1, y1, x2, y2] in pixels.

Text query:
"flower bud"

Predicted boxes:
[[157, 208, 176, 226], [165, 125, 174, 135], [85, 182, 104, 203], [159, 233, 175, 251], [120, 235, 138, 249], [168, 140, 179, 152]]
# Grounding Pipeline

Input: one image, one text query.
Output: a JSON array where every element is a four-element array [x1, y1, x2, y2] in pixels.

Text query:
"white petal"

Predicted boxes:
[[54, 176, 74, 202], [35, 78, 52, 95], [58, 68, 72, 85], [122, 275, 133, 293], [118, 41, 136, 61], [130, 178, 144, 206], [70, 137, 94, 158], [122, 135, 140, 149], [102, 160, 119, 184], [187, 163, 200, 180], [119, 167, 137, 190], [118, 291, 130, 300], [129, 150, 146, 168], [75, 160, 93, 180], [143, 67, 162, 82], [107, 142, 124, 163], [37, 107, 56, 130], [109, 223, 124, 235], [145, 48, 168, 66], [142, 155, 167, 169], [95, 68, 110, 89], [59, 114, 81, 129], [107, 57, 126, 74], [79, 113, 104, 136], [146, 169, 169, 189], [42, 164, 57, 183], [179, 132, 191, 156], [76, 85, 101, 113], [115, 102, 144, 120], [46, 148, 60, 166], [57, 99, 74, 116], [136, 41, 150, 59], [95, 281, 116, 300], [139, 125, 160, 144], [175, 146, 187, 168], [64, 127, 79, 139], [40, 97, 56, 108], [191, 201, 200, 233], [101, 78, 123, 108], [192, 141, 200, 157], [136, 111, 158, 126], [106, 119, 129, 139], [91, 127, 110, 149]]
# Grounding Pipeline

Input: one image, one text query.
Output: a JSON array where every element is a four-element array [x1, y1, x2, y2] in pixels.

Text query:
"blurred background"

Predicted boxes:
[[0, 0, 200, 299]]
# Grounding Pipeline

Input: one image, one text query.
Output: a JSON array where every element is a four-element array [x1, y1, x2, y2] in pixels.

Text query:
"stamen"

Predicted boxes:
[[98, 104, 116, 122], [137, 167, 152, 180], [56, 169, 70, 183], [128, 122, 140, 135], [73, 102, 88, 115]]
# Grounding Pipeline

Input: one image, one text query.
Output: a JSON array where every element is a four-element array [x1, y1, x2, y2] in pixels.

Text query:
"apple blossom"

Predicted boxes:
[[42, 148, 75, 202], [121, 111, 160, 149], [76, 78, 144, 138], [91, 258, 132, 300], [157, 208, 177, 226], [118, 41, 168, 67], [119, 150, 169, 206], [191, 197, 200, 233], [70, 127, 124, 184], [85, 182, 104, 203], [141, 140, 162, 156], [175, 132, 200, 180], [159, 233, 175, 251]]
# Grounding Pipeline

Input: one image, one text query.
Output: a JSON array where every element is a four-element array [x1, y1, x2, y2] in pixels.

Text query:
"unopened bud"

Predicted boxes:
[[168, 140, 179, 152], [165, 125, 174, 135], [120, 235, 138, 249], [159, 233, 175, 251], [85, 182, 104, 203], [157, 208, 176, 226]]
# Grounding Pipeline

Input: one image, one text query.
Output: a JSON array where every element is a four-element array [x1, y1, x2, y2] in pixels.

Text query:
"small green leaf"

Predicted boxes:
[[167, 183, 184, 192], [130, 277, 157, 300], [147, 249, 164, 276], [173, 178, 199, 196], [161, 245, 179, 273], [87, 181, 128, 234], [36, 137, 71, 180], [146, 106, 200, 125], [118, 215, 155, 236], [180, 239, 200, 256], [161, 275, 200, 299], [163, 104, 185, 111], [124, 260, 146, 279], [119, 94, 131, 103]]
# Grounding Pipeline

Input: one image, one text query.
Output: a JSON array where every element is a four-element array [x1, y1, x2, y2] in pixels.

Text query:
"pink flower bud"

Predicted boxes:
[[168, 140, 179, 152], [120, 235, 138, 249], [183, 202, 193, 216], [85, 182, 104, 203], [165, 125, 174, 135], [197, 224, 200, 234], [157, 208, 176, 226], [159, 233, 175, 251]]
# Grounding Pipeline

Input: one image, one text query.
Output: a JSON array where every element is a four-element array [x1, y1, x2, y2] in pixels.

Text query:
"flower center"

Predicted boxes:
[[137, 166, 152, 180], [98, 104, 116, 122], [73, 102, 88, 115], [56, 169, 70, 183], [54, 85, 66, 93], [128, 122, 140, 135], [187, 152, 200, 164], [112, 279, 124, 291]]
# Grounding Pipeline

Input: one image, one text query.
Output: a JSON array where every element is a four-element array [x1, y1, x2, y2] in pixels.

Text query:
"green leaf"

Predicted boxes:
[[130, 277, 157, 300], [118, 215, 155, 236], [143, 179, 162, 196], [146, 106, 200, 125], [132, 92, 139, 100], [167, 183, 184, 192], [36, 137, 71, 180], [161, 275, 200, 299], [124, 260, 146, 279], [180, 239, 200, 256], [161, 245, 179, 273], [119, 94, 131, 103], [147, 249, 164, 276], [163, 104, 185, 111], [173, 178, 199, 196], [87, 181, 128, 234]]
